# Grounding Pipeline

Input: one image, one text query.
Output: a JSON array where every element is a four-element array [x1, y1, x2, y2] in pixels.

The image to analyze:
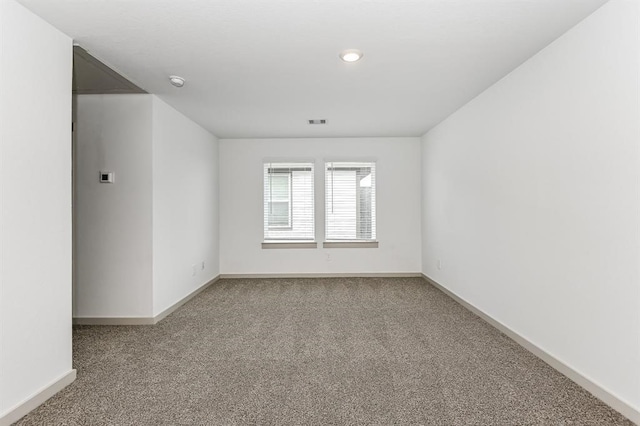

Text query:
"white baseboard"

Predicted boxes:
[[153, 275, 220, 323], [219, 272, 423, 279], [73, 275, 221, 326], [422, 274, 640, 425], [0, 369, 76, 426], [73, 316, 156, 325]]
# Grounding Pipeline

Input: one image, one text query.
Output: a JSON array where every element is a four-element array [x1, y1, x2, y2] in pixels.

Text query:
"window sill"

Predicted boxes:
[[323, 241, 379, 249], [262, 241, 318, 249]]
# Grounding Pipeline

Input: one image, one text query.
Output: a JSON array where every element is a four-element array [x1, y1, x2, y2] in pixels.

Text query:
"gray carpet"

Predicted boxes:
[[17, 278, 632, 425]]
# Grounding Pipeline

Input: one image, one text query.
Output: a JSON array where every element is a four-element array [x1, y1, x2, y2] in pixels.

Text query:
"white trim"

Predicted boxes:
[[73, 316, 155, 326], [220, 272, 422, 279], [153, 275, 220, 322], [323, 156, 378, 163], [422, 274, 640, 425], [0, 369, 76, 426], [73, 275, 221, 326], [323, 241, 378, 248], [262, 242, 317, 249]]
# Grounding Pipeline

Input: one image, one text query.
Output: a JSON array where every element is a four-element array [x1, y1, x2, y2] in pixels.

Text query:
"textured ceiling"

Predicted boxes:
[[19, 0, 608, 138], [73, 46, 146, 95]]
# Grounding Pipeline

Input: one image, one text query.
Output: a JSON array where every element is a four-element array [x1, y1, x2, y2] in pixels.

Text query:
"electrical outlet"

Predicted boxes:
[[325, 253, 331, 262], [201, 261, 205, 270], [192, 265, 197, 276], [437, 259, 442, 270]]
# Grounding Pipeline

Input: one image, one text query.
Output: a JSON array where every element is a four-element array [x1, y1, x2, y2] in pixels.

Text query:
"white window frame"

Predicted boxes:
[[263, 160, 317, 249], [323, 161, 378, 248]]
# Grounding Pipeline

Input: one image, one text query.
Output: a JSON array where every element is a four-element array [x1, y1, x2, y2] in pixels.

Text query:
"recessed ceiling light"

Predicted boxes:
[[169, 75, 185, 87], [339, 49, 363, 63]]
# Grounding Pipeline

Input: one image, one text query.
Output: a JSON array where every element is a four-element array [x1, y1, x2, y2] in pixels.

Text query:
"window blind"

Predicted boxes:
[[325, 162, 376, 241], [263, 162, 315, 241]]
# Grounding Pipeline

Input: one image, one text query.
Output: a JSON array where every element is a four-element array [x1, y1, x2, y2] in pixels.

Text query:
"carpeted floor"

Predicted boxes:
[[16, 277, 631, 425]]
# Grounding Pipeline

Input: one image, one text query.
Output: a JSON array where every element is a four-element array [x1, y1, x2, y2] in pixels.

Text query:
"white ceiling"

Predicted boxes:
[[19, 0, 608, 139]]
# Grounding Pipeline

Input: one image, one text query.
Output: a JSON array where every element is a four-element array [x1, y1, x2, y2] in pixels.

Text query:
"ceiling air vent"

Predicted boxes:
[[308, 119, 327, 125]]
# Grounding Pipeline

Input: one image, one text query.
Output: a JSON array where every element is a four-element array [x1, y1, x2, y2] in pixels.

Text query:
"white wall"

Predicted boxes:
[[421, 0, 640, 414], [152, 97, 219, 315], [0, 0, 73, 415], [74, 94, 219, 319], [220, 137, 421, 275], [75, 95, 153, 318]]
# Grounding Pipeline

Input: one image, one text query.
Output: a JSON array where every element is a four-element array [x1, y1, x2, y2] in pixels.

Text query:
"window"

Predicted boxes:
[[325, 162, 376, 241], [263, 162, 314, 241], [267, 172, 291, 228]]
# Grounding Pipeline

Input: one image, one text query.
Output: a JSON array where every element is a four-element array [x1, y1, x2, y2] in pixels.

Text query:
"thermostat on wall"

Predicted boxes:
[[99, 171, 114, 183]]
